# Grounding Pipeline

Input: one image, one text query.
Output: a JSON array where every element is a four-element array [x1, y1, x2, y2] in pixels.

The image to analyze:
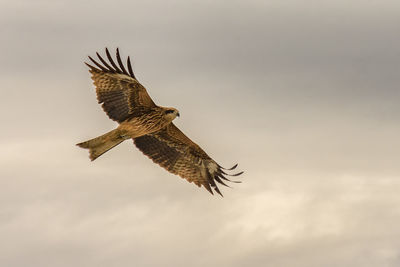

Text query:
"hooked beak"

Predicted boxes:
[[177, 112, 180, 117]]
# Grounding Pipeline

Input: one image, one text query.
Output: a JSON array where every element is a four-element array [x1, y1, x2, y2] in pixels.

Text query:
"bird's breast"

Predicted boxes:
[[117, 112, 169, 138]]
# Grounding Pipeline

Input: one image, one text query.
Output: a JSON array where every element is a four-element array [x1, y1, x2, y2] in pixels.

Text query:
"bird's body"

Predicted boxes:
[[77, 48, 242, 196], [77, 106, 178, 161], [118, 106, 179, 138]]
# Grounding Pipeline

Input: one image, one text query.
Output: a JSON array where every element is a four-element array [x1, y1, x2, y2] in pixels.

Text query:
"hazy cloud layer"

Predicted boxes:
[[1, 1, 400, 266]]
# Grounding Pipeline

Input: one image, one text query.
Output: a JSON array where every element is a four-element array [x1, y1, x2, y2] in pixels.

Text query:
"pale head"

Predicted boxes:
[[163, 107, 180, 122]]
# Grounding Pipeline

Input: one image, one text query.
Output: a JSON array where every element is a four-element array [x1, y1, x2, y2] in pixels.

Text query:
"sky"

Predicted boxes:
[[1, 0, 400, 266]]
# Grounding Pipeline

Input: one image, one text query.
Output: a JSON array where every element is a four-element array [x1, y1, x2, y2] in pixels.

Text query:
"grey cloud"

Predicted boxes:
[[1, 1, 400, 266]]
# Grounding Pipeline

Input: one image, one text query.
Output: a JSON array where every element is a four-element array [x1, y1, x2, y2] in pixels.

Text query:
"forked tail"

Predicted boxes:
[[76, 129, 126, 161]]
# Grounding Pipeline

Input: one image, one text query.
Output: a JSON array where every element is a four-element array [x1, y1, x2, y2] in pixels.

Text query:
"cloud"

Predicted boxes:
[[1, 0, 400, 266]]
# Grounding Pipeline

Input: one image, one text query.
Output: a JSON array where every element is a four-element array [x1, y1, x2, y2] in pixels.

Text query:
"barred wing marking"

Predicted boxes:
[[85, 48, 156, 123], [134, 123, 243, 196]]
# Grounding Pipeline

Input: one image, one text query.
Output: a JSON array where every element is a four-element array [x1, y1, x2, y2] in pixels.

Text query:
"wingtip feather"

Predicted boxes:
[[116, 48, 129, 75], [127, 56, 136, 78], [105, 47, 122, 73], [203, 183, 214, 195]]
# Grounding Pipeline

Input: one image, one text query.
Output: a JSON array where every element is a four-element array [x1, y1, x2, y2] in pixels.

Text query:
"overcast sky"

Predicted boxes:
[[1, 0, 400, 266]]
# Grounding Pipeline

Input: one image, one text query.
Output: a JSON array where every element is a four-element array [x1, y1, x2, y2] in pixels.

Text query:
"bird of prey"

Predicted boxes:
[[77, 48, 243, 196]]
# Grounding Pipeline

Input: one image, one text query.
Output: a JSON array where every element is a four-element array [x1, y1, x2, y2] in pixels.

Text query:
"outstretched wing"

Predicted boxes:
[[133, 123, 243, 196], [85, 48, 156, 123]]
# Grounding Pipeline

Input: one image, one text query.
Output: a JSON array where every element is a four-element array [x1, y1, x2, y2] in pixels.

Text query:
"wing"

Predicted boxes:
[[85, 48, 156, 123], [133, 123, 243, 196]]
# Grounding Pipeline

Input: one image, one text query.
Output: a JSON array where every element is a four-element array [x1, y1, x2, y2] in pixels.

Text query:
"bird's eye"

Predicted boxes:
[[165, 110, 175, 114]]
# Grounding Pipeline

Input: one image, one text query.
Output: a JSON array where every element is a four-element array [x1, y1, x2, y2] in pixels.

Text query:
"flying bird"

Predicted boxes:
[[77, 48, 243, 196]]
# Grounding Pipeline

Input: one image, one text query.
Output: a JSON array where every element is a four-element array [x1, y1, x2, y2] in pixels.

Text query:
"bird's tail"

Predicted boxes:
[[76, 129, 126, 161]]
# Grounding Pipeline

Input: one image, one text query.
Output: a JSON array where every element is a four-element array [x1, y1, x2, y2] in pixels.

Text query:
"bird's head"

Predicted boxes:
[[163, 107, 180, 122]]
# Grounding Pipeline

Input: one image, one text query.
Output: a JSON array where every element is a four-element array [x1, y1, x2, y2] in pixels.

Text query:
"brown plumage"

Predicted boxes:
[[77, 48, 243, 196]]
